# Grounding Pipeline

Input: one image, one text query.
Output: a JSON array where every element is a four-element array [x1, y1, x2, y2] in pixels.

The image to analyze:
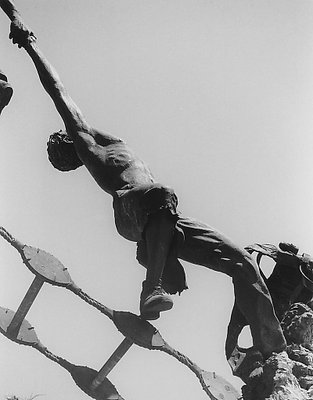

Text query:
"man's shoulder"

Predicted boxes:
[[91, 128, 125, 146]]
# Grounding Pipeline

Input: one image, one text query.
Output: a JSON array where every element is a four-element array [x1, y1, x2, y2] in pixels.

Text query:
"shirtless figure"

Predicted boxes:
[[6, 11, 286, 357]]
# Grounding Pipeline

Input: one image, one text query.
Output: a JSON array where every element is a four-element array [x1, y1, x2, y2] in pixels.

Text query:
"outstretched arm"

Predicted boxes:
[[1, 0, 91, 138], [20, 37, 91, 137]]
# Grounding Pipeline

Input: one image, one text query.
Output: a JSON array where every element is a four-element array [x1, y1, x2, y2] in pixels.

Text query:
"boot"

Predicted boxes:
[[0, 80, 13, 114], [140, 281, 173, 320]]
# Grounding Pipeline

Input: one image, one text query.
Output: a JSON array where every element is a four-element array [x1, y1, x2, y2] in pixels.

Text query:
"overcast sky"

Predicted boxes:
[[1, 1, 313, 399]]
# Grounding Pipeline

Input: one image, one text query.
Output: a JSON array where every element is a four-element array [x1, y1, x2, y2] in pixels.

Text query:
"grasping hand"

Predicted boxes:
[[9, 18, 36, 48]]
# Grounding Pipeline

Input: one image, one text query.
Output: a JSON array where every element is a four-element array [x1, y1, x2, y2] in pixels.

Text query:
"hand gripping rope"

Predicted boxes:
[[0, 226, 240, 400]]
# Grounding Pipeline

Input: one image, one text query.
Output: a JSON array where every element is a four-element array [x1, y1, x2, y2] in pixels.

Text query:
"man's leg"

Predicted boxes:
[[140, 210, 176, 319], [176, 217, 287, 357], [231, 252, 287, 357]]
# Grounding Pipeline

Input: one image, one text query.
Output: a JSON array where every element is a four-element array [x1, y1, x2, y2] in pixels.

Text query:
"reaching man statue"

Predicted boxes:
[[3, 2, 287, 358]]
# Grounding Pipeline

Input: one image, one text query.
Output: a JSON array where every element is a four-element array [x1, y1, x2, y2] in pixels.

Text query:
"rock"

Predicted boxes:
[[241, 303, 313, 400]]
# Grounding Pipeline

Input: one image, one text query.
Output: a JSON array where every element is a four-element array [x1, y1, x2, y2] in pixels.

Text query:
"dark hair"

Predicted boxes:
[[47, 130, 83, 171]]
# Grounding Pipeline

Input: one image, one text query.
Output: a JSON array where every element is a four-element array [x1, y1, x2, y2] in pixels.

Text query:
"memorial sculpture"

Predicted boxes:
[[0, 0, 286, 358], [2, 1, 313, 399]]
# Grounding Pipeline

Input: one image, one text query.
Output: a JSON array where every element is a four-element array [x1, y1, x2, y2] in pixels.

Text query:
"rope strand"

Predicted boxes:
[[70, 286, 114, 320], [159, 343, 213, 396], [0, 226, 24, 250], [0, 226, 16, 245], [36, 345, 73, 371]]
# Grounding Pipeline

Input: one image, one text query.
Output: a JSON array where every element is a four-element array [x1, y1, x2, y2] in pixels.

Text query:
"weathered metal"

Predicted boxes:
[[201, 371, 241, 400], [22, 246, 73, 286], [0, 225, 241, 400], [91, 338, 133, 391], [7, 276, 44, 338], [0, 307, 41, 346], [0, 307, 124, 400], [227, 242, 313, 382], [0, 227, 74, 287], [113, 311, 165, 348]]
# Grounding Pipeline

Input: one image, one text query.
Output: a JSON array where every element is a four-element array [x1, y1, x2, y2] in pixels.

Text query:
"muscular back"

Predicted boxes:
[[71, 128, 155, 195]]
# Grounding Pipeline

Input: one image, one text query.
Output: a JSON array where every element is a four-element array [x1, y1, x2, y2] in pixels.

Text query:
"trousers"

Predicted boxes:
[[113, 183, 285, 354]]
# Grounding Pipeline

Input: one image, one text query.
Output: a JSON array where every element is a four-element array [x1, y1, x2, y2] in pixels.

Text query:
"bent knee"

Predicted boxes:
[[230, 250, 263, 285]]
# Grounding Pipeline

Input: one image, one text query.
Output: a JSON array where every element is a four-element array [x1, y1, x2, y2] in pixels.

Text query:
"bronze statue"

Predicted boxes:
[[226, 242, 313, 386], [247, 242, 313, 320], [2, 0, 286, 358]]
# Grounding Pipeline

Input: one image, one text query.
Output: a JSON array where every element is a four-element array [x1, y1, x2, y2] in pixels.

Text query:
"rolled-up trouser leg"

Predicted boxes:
[[176, 217, 286, 356], [231, 252, 286, 356]]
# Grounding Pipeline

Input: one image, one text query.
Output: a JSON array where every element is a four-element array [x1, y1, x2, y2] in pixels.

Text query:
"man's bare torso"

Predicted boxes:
[[72, 128, 155, 195]]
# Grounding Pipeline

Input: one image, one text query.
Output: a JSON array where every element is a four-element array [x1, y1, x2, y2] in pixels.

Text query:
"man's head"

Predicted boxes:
[[47, 130, 83, 171]]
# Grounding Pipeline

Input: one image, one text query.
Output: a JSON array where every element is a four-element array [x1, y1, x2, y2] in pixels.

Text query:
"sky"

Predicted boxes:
[[1, 1, 313, 399]]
